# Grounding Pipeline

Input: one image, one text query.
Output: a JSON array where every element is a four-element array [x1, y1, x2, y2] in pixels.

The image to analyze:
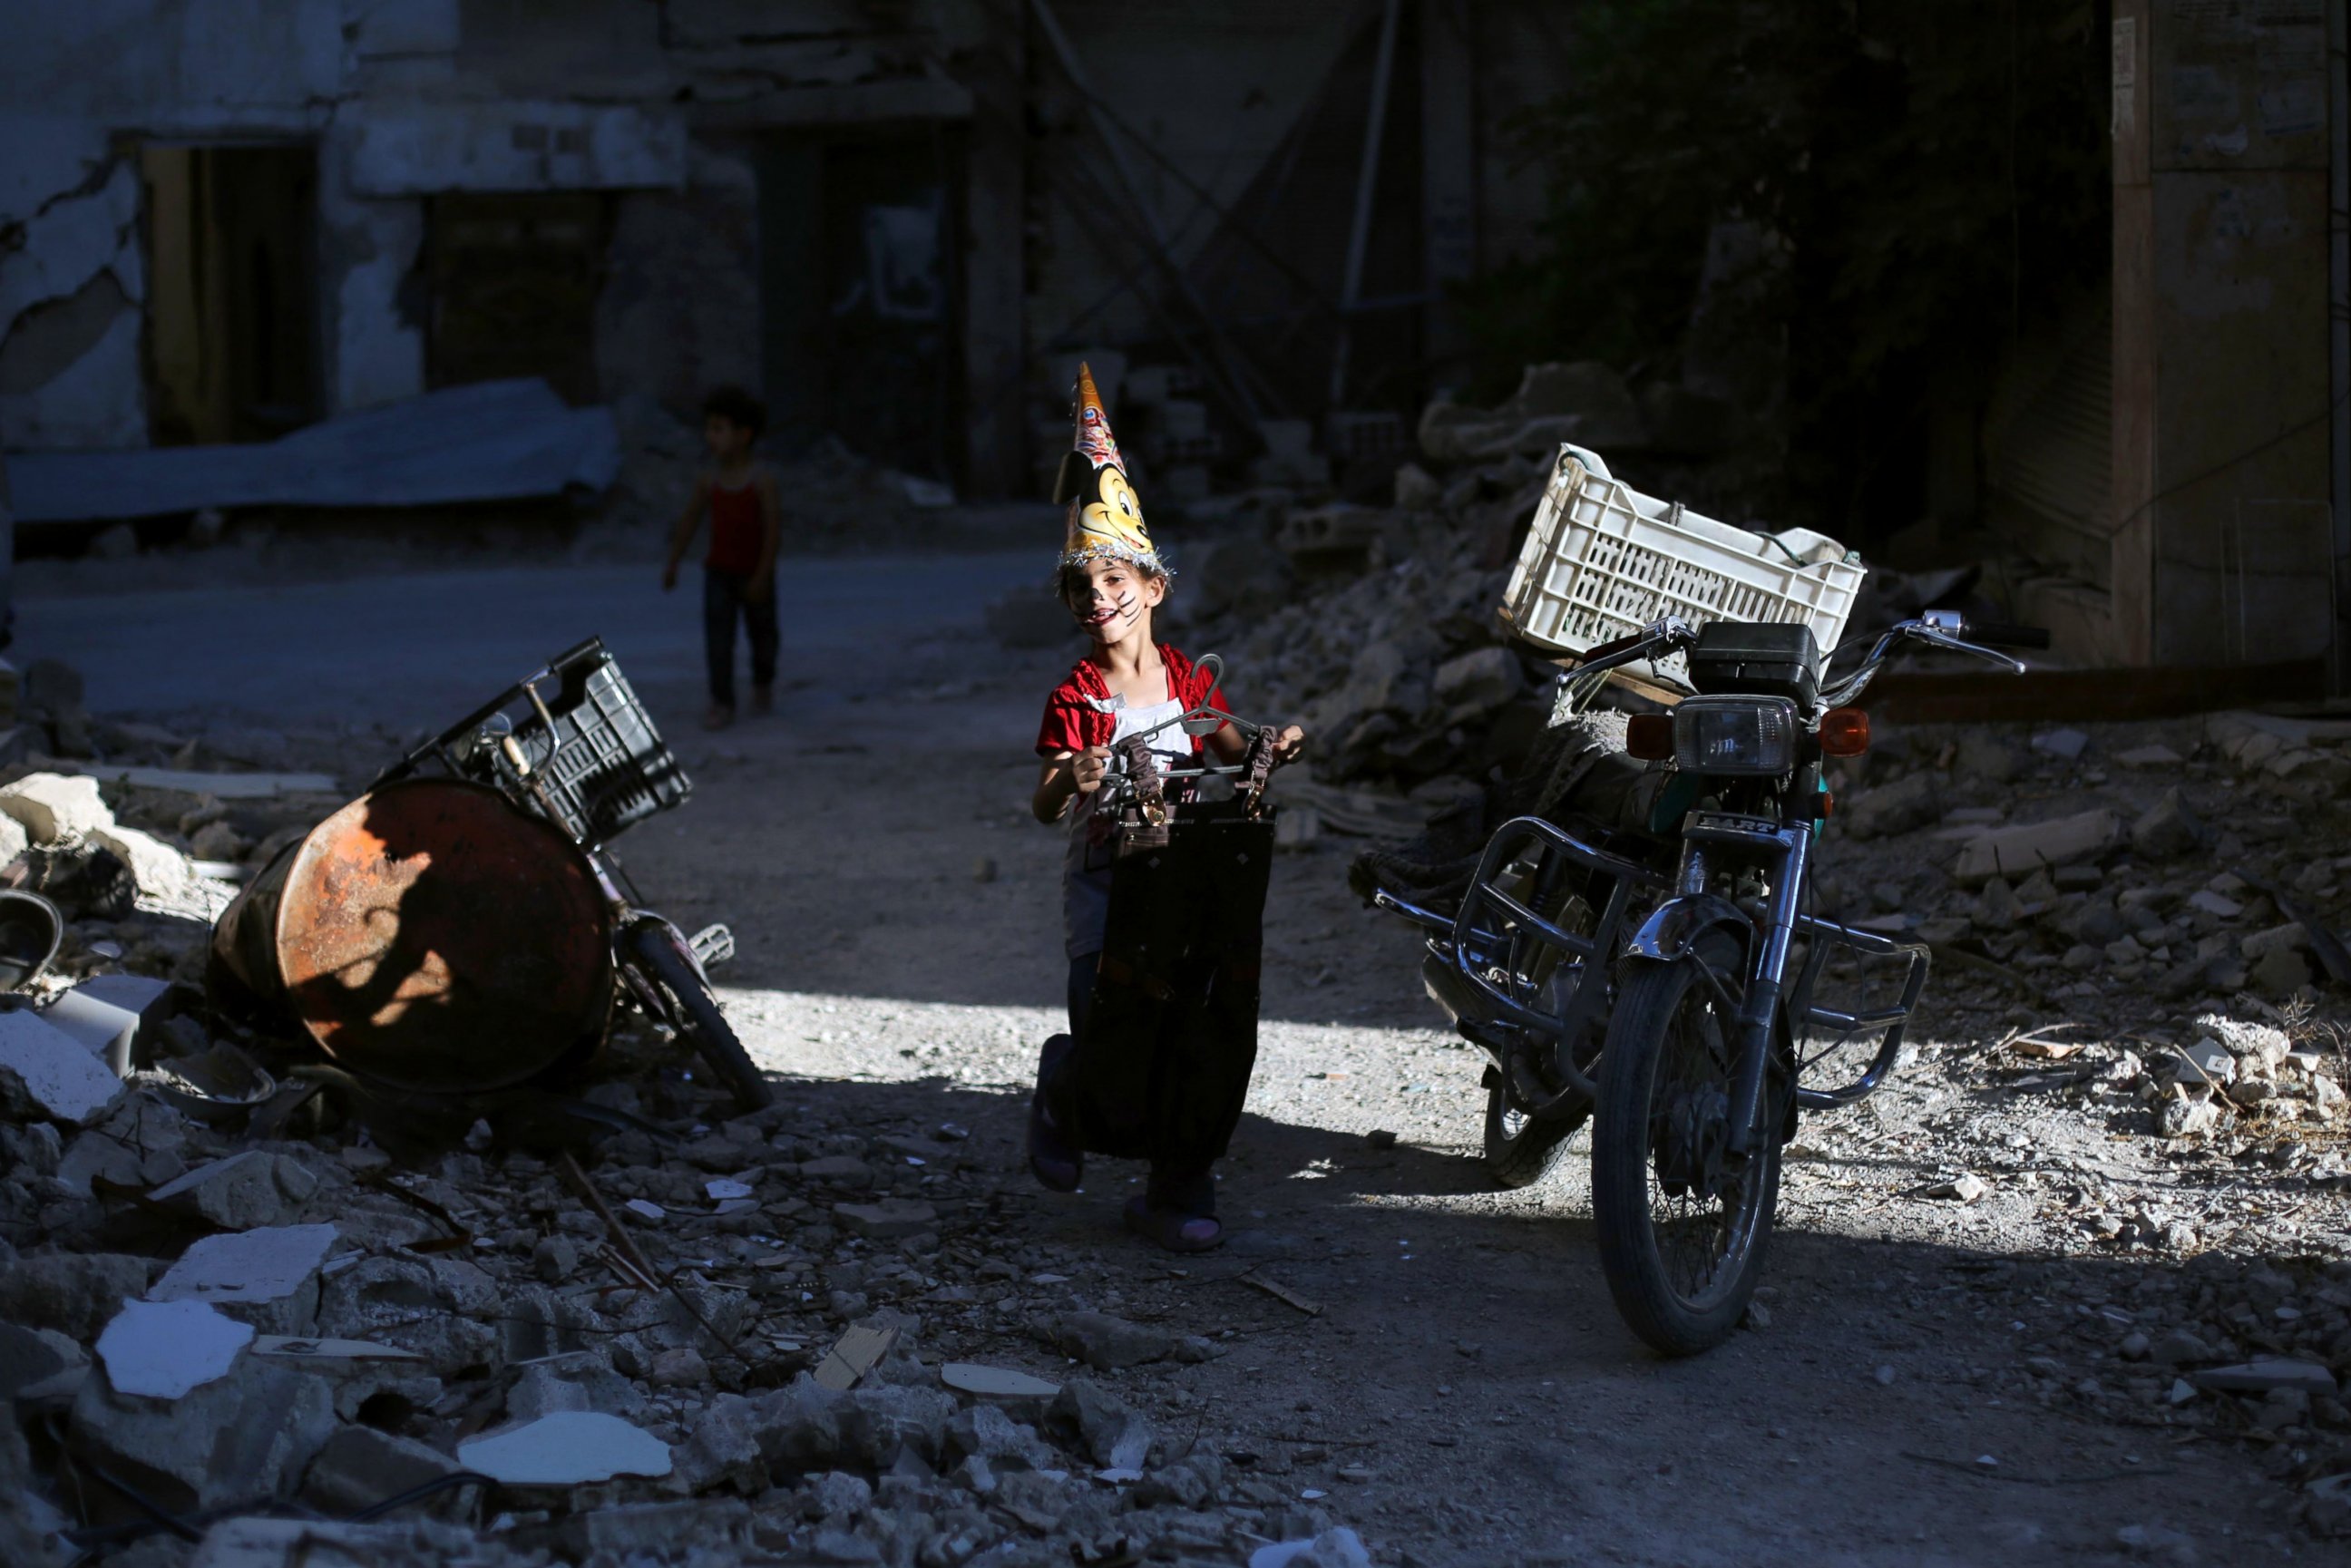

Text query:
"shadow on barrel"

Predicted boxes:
[[212, 779, 615, 1093]]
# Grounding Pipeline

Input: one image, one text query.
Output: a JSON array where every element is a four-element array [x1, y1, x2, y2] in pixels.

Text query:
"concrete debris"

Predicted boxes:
[[187, 1516, 509, 1568], [145, 1150, 308, 1229], [2190, 1359, 2340, 1398], [0, 1008, 128, 1124], [1952, 809, 2120, 885], [813, 1324, 901, 1391], [1251, 1527, 1374, 1568], [456, 1409, 674, 1485], [1923, 1173, 1987, 1203], [95, 1297, 255, 1398], [0, 1321, 89, 1399], [39, 973, 175, 1073], [1055, 1310, 1178, 1371], [832, 1199, 938, 1240], [943, 1361, 1061, 1400], [0, 773, 114, 842], [150, 1222, 338, 1308], [300, 1425, 469, 1516], [70, 1352, 337, 1510]]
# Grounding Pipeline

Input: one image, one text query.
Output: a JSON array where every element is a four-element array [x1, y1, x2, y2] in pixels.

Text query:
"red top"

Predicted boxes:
[[1035, 645, 1231, 757], [707, 479, 766, 576]]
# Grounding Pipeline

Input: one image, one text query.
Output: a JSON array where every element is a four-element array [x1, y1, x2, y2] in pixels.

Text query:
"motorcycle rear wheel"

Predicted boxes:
[[1591, 935, 1780, 1356], [623, 920, 773, 1112]]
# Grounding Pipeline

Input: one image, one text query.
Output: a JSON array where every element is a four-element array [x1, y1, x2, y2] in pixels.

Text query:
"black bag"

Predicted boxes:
[[1058, 803, 1273, 1168]]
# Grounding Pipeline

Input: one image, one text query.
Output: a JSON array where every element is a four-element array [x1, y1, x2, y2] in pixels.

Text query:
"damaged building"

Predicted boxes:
[[0, 0, 1565, 502], [1, 1, 2346, 684]]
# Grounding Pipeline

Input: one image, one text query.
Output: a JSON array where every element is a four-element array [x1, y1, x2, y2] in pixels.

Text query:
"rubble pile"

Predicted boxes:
[[1790, 706, 2351, 1532], [0, 666, 1379, 1568]]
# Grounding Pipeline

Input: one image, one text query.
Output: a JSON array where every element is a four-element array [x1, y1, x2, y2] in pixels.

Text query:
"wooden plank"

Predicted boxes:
[[1869, 659, 2327, 724]]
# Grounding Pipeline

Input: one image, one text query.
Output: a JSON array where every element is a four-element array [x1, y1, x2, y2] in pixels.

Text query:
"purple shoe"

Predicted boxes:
[[1122, 1194, 1224, 1253]]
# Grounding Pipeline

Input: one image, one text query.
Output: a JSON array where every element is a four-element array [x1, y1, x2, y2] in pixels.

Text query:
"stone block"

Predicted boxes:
[[0, 774, 112, 842], [70, 1355, 336, 1512], [0, 1008, 124, 1125], [0, 1252, 149, 1339]]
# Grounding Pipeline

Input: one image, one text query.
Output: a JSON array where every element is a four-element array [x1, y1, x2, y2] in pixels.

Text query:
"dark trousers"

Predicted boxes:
[[703, 568, 778, 706], [1060, 951, 1211, 1202]]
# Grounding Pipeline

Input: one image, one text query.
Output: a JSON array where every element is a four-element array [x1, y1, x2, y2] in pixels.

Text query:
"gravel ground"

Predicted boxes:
[[18, 546, 2344, 1565], [609, 609, 2327, 1566]]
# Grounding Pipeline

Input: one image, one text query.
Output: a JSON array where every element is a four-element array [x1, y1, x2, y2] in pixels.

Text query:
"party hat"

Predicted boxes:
[[1057, 363, 1166, 576]]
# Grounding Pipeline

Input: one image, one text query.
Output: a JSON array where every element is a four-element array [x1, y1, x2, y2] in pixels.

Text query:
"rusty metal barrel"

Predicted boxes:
[[211, 778, 614, 1092]]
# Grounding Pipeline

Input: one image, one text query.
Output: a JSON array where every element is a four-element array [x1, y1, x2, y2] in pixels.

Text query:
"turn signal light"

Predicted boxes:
[[1625, 714, 1674, 760], [1819, 707, 1870, 757]]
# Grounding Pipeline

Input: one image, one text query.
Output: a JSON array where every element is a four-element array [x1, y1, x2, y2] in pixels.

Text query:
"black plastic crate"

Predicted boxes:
[[523, 642, 691, 842]]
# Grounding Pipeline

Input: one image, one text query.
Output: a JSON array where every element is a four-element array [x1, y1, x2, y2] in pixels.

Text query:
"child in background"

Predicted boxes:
[[663, 386, 782, 730], [1028, 365, 1304, 1252]]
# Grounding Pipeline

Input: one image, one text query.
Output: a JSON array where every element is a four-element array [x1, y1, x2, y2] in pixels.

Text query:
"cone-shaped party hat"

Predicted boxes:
[[1057, 363, 1166, 576]]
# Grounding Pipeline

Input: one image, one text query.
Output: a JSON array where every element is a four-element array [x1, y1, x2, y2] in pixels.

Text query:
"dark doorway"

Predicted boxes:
[[757, 128, 963, 484], [425, 192, 609, 404], [140, 143, 321, 444]]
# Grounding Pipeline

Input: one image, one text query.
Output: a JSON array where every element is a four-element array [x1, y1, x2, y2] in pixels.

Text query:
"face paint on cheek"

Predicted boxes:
[[1114, 591, 1138, 628]]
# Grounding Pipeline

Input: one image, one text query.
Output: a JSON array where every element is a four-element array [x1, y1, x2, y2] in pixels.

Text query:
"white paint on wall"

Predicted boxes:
[[0, 307, 147, 448], [0, 163, 143, 330]]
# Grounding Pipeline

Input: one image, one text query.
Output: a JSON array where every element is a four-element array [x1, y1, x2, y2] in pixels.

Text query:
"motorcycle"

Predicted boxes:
[[1370, 609, 2044, 1353], [376, 638, 772, 1112]]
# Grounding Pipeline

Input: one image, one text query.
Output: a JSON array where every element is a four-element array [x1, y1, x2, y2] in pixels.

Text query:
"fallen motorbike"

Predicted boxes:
[[1370, 609, 2044, 1353], [376, 637, 772, 1111]]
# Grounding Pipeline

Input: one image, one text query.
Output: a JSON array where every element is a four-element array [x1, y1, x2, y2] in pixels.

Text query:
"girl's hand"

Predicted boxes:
[[1270, 725, 1306, 766], [1071, 746, 1113, 794]]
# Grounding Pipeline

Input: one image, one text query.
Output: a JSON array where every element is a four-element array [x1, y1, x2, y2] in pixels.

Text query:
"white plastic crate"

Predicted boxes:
[[1503, 445, 1865, 681]]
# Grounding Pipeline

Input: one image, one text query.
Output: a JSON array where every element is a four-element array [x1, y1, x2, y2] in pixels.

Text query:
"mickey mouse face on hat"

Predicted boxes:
[[1083, 467, 1146, 542]]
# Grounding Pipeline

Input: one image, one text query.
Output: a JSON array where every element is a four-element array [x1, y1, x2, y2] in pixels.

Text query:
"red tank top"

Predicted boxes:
[[707, 479, 765, 575]]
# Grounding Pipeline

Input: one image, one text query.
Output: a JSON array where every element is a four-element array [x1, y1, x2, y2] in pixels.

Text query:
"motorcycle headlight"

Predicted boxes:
[[1673, 696, 1798, 776]]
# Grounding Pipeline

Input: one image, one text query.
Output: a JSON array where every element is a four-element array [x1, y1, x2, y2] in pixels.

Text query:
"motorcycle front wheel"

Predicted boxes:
[[1591, 934, 1780, 1356], [622, 920, 773, 1112]]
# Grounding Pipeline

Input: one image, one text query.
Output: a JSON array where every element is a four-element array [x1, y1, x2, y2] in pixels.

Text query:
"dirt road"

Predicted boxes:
[[596, 567, 2302, 1566], [34, 548, 2317, 1564]]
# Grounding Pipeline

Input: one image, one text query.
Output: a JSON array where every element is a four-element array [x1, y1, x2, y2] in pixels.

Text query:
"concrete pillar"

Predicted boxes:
[[2111, 0, 2334, 668]]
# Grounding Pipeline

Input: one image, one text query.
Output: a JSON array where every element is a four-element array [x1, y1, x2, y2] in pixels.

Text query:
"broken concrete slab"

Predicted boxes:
[[457, 1410, 673, 1485], [187, 1516, 498, 1568], [1054, 1379, 1152, 1470], [301, 1424, 467, 1517], [832, 1200, 938, 1241], [0, 1008, 126, 1124], [90, 824, 193, 899], [0, 773, 112, 842], [250, 1335, 426, 1365], [812, 1324, 899, 1391], [150, 1222, 337, 1309], [561, 1498, 753, 1559], [2129, 788, 2206, 861], [70, 1353, 337, 1511], [1951, 809, 2119, 885], [95, 1298, 254, 1398], [2115, 743, 2185, 768], [39, 973, 175, 1074], [0, 1252, 150, 1339], [941, 1362, 1060, 1401], [0, 1322, 87, 1399], [2190, 1359, 2339, 1398], [1055, 1311, 1176, 1371], [145, 1150, 305, 1229], [507, 1349, 649, 1421]]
